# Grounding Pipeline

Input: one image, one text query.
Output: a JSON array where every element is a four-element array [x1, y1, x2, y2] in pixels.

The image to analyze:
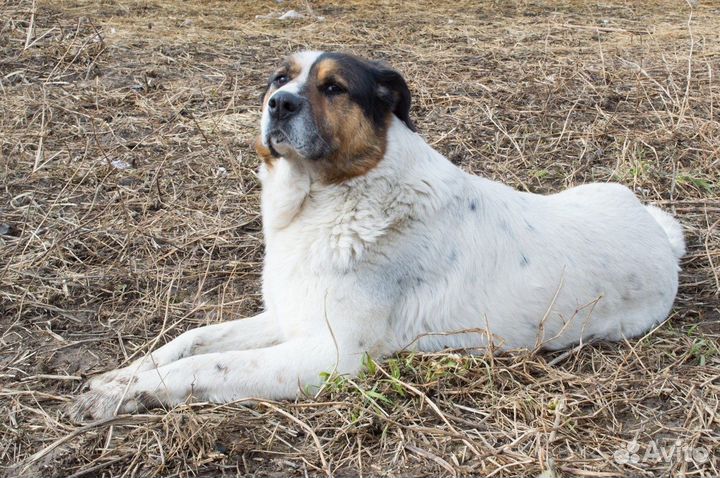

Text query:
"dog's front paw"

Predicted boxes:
[[85, 357, 157, 391], [67, 383, 139, 423], [85, 367, 135, 391]]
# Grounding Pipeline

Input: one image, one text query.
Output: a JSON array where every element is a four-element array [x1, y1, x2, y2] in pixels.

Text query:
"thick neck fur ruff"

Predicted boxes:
[[261, 117, 456, 269]]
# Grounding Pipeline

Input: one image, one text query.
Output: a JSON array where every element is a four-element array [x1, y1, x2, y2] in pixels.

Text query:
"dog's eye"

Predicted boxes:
[[322, 83, 345, 95], [273, 75, 289, 86]]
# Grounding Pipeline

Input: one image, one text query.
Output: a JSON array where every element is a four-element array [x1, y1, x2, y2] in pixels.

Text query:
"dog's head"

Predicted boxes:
[[256, 51, 415, 183]]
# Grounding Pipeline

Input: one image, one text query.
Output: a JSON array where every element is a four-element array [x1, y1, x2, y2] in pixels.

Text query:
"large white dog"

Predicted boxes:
[[70, 51, 685, 420]]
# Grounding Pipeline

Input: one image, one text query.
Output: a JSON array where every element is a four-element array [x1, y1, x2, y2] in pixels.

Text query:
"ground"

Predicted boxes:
[[1, 0, 719, 476]]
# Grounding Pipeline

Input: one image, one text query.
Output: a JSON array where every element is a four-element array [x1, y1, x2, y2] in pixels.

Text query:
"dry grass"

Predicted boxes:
[[1, 0, 719, 476]]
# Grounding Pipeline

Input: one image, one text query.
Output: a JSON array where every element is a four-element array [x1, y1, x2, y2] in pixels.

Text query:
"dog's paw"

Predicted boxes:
[[66, 383, 139, 423], [85, 367, 136, 391], [85, 357, 157, 391]]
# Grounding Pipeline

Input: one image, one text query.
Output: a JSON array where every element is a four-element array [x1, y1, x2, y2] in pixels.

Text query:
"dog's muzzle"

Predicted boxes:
[[263, 91, 326, 160]]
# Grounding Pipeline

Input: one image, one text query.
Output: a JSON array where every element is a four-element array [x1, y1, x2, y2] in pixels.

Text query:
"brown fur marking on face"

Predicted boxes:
[[315, 59, 348, 91], [262, 58, 303, 108], [308, 58, 390, 184], [255, 134, 275, 166]]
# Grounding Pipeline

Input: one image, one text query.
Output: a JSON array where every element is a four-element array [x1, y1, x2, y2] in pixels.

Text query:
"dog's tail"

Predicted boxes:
[[645, 205, 686, 259]]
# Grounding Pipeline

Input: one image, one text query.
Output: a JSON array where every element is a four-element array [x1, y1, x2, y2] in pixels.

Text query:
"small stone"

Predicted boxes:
[[111, 160, 131, 170], [278, 10, 303, 20]]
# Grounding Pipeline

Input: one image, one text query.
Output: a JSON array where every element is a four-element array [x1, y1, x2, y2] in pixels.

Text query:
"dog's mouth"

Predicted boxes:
[[268, 129, 288, 145], [266, 129, 290, 157]]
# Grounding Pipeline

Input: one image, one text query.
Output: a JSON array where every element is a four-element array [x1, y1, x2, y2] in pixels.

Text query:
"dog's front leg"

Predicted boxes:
[[86, 312, 280, 389], [70, 336, 360, 421]]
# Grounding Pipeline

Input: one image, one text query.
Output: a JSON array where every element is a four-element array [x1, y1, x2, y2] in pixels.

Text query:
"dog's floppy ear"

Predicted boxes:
[[372, 62, 416, 132]]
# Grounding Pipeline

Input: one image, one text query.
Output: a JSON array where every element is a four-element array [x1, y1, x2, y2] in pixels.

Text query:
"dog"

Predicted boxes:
[[70, 51, 685, 421]]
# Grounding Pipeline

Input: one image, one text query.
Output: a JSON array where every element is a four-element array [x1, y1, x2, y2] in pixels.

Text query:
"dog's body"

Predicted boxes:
[[71, 51, 685, 420]]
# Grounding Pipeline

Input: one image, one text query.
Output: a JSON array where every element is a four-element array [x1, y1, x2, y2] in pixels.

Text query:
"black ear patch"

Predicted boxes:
[[372, 62, 416, 132]]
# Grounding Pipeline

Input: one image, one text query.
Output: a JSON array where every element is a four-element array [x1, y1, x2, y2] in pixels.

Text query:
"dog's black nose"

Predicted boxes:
[[268, 92, 302, 120]]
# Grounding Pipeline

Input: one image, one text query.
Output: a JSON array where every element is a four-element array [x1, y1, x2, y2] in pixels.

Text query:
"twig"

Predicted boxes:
[[23, 0, 37, 49]]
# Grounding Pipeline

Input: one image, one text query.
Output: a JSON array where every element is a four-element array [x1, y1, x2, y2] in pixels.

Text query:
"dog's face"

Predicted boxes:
[[257, 51, 415, 182]]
